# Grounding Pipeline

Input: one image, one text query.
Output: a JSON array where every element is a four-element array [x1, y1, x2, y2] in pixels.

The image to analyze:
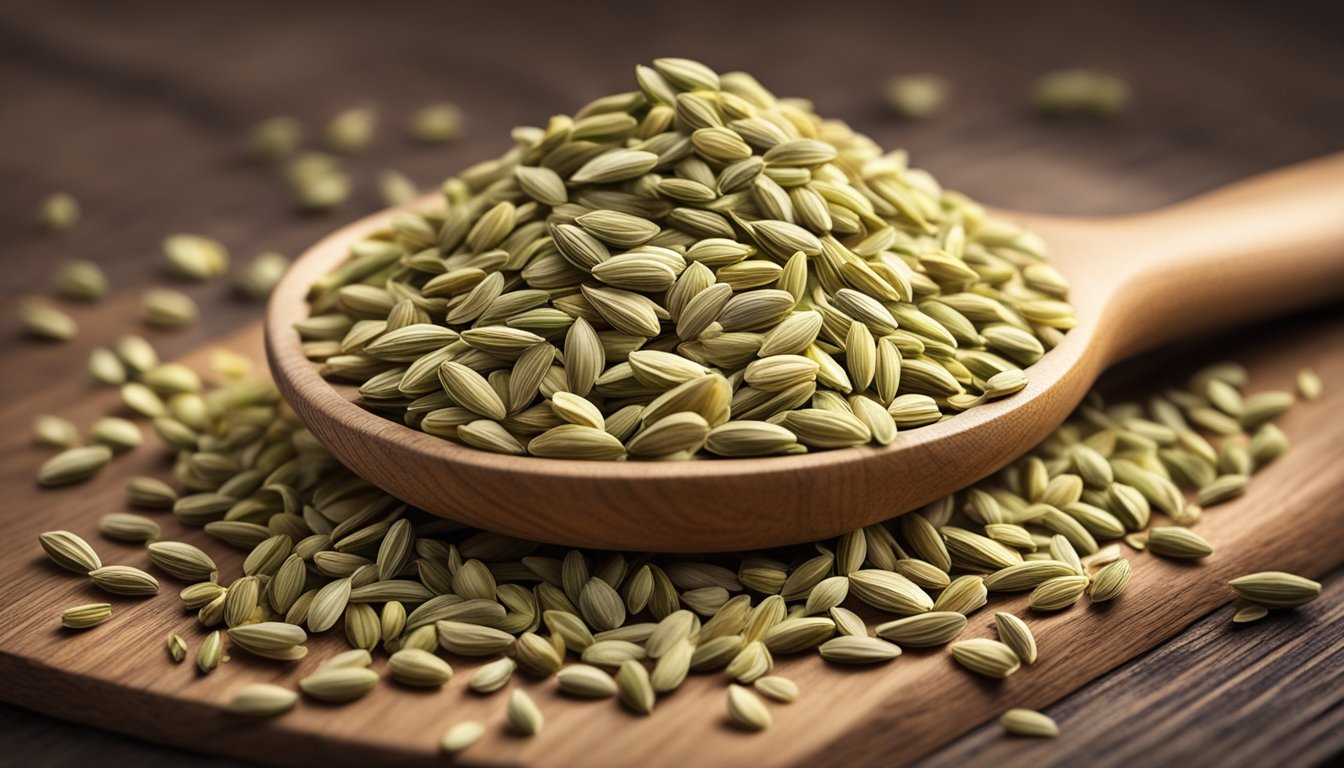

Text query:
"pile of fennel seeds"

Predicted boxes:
[[36, 347, 1323, 748], [300, 58, 1075, 460]]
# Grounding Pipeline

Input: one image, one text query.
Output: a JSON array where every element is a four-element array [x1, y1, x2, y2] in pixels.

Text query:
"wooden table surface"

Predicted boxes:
[[2, 0, 1342, 766]]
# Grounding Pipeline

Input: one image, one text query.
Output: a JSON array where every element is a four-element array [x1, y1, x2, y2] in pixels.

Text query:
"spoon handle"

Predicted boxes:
[[1098, 152, 1344, 360]]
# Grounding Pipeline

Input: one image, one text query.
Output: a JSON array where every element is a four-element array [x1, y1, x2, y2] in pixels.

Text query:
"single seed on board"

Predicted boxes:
[[506, 689, 543, 736], [411, 103, 463, 143], [227, 684, 299, 717], [38, 192, 80, 231], [1000, 708, 1059, 738], [143, 289, 199, 328], [753, 676, 799, 703], [299, 667, 380, 702], [949, 638, 1021, 678], [388, 648, 454, 687], [55, 260, 108, 301], [994, 612, 1037, 664], [246, 117, 302, 162], [617, 659, 655, 715], [89, 565, 160, 596], [1232, 605, 1269, 624], [163, 234, 229, 281], [1227, 572, 1321, 608], [1146, 527, 1213, 559], [61, 603, 111, 629], [38, 446, 112, 486], [197, 630, 222, 674], [441, 721, 485, 754], [468, 657, 517, 693], [726, 684, 772, 731], [39, 530, 102, 574], [167, 634, 188, 663], [33, 415, 79, 448], [20, 299, 77, 341]]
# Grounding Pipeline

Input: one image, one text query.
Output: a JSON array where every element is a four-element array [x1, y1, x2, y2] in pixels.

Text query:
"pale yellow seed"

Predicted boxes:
[[440, 721, 485, 754], [1297, 368, 1322, 400], [163, 234, 229, 281], [39, 530, 102, 573], [1146, 526, 1213, 559], [61, 603, 111, 629], [1089, 559, 1132, 603], [616, 659, 655, 714], [167, 634, 188, 662], [1228, 571, 1321, 608], [38, 192, 80, 231], [227, 684, 299, 717], [1232, 605, 1269, 624], [388, 648, 454, 687], [726, 684, 771, 731], [38, 446, 113, 486], [467, 657, 517, 693], [753, 675, 799, 703], [143, 289, 199, 328], [1000, 708, 1059, 738], [299, 666, 379, 702], [994, 612, 1037, 664], [950, 638, 1021, 678], [506, 689, 543, 736]]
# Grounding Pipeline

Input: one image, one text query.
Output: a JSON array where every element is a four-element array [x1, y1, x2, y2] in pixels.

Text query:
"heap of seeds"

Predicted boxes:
[[300, 58, 1075, 460], [35, 335, 1322, 744]]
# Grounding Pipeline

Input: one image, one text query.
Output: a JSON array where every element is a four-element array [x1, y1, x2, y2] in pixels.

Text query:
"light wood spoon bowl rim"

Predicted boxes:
[[265, 197, 1101, 551]]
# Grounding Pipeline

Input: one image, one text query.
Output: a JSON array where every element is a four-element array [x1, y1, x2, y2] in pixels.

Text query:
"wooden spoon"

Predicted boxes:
[[267, 153, 1344, 552]]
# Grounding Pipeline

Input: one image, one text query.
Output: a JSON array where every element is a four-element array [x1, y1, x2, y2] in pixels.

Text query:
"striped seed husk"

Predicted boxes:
[[1146, 527, 1213, 559], [38, 446, 113, 486], [1089, 559, 1132, 602], [89, 565, 160, 596], [949, 638, 1021, 678], [616, 659, 655, 714], [993, 612, 1037, 664], [388, 648, 454, 687], [753, 675, 799, 703], [61, 603, 111, 629], [817, 635, 901, 664], [300, 667, 380, 702], [1028, 575, 1091, 611], [467, 657, 517, 693], [875, 611, 967, 647], [299, 60, 1072, 462], [39, 531, 102, 574], [726, 684, 771, 731], [1228, 572, 1321, 608], [556, 664, 619, 698], [507, 689, 544, 735]]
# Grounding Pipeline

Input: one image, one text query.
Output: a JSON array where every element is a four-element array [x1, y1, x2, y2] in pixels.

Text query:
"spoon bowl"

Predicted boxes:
[[267, 154, 1344, 552]]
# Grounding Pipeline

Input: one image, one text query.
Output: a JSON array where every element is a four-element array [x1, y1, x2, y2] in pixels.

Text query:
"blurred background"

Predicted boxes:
[[1, 0, 1342, 764], [4, 0, 1344, 306]]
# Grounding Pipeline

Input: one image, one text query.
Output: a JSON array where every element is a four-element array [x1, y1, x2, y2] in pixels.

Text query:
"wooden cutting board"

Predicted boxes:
[[0, 300, 1340, 768]]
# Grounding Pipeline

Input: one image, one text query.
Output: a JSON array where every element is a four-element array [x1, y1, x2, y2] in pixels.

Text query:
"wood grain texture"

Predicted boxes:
[[0, 310, 1340, 768], [264, 158, 1344, 551], [2, 0, 1343, 765], [916, 568, 1344, 768]]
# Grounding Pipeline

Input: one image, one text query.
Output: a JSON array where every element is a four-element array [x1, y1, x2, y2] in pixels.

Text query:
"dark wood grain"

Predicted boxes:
[[916, 568, 1344, 768], [1, 0, 1342, 766]]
